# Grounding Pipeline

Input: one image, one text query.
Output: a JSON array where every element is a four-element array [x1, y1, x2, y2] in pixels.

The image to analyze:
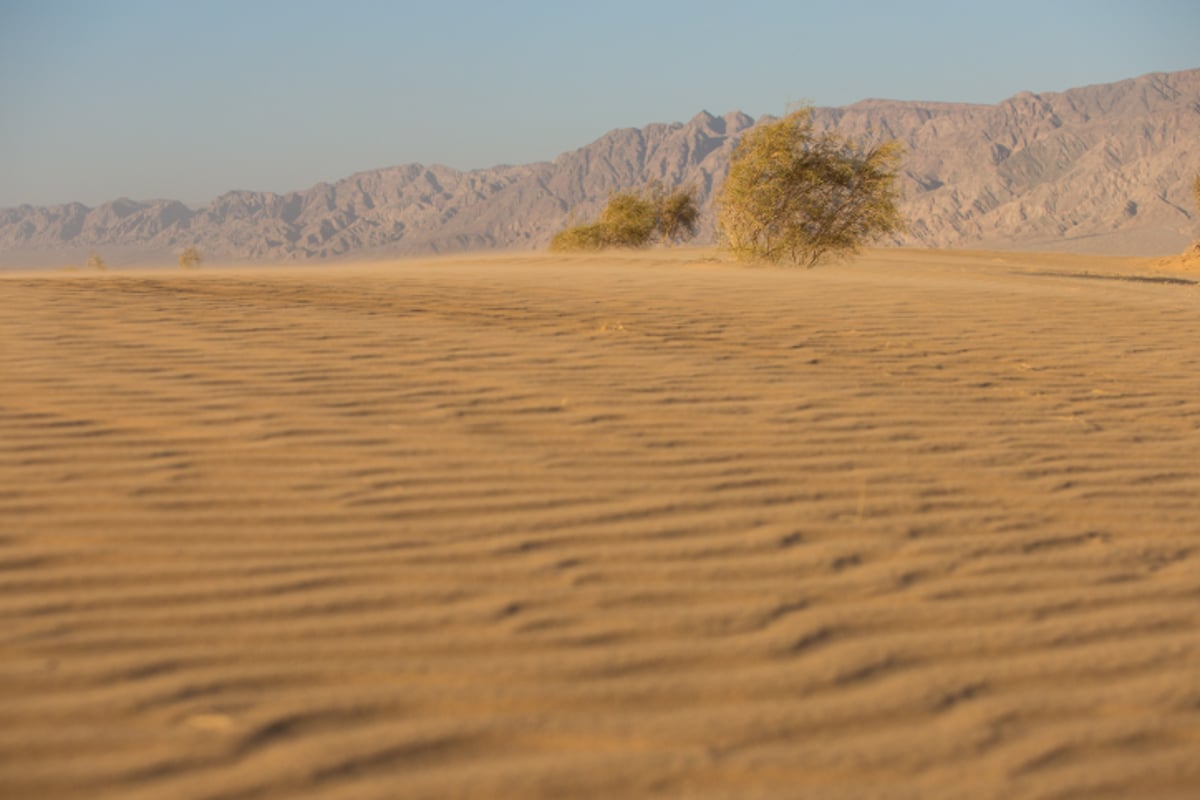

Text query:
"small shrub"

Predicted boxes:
[[550, 184, 700, 252], [86, 250, 106, 270], [550, 222, 612, 251], [179, 246, 203, 269], [598, 191, 658, 247], [654, 185, 700, 246]]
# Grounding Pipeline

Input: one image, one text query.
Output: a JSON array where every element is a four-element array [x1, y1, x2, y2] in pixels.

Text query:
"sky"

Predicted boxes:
[[1, 0, 1197, 209]]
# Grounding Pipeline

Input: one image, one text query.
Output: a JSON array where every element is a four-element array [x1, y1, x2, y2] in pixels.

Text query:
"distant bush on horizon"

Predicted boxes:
[[179, 246, 203, 269], [550, 184, 698, 252], [717, 106, 905, 268]]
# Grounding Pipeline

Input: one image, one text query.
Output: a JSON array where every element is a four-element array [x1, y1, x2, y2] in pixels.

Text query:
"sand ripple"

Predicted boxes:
[[2, 249, 1199, 798]]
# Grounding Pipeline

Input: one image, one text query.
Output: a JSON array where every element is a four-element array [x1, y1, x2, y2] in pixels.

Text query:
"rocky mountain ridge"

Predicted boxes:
[[2, 69, 1197, 265]]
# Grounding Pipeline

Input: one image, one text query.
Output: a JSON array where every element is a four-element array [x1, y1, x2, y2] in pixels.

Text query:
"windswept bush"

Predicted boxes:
[[549, 222, 614, 251], [597, 191, 658, 247], [718, 106, 904, 267], [655, 185, 701, 246], [178, 246, 203, 269], [550, 184, 699, 252]]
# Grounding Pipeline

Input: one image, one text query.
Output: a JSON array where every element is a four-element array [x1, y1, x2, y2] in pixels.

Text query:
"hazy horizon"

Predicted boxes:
[[2, 0, 1197, 209]]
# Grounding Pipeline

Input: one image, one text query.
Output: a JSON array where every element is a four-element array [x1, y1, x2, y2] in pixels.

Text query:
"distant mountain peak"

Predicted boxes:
[[2, 68, 1197, 265]]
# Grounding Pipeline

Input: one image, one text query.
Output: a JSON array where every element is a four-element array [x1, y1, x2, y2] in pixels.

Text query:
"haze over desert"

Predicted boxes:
[[4, 68, 1199, 267], [3, 248, 1199, 798]]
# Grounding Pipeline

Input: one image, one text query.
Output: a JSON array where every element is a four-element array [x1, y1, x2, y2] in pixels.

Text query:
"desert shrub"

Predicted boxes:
[[549, 222, 613, 251], [86, 250, 106, 270], [717, 106, 904, 267], [597, 191, 659, 247], [653, 184, 700, 246], [551, 191, 655, 251], [550, 185, 699, 251], [178, 246, 203, 269]]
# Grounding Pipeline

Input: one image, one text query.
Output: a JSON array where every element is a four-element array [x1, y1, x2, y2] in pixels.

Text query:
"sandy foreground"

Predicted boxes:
[[1, 247, 1198, 799]]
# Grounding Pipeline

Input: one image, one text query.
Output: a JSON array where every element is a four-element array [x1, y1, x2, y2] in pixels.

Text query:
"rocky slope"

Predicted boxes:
[[2, 69, 1197, 265]]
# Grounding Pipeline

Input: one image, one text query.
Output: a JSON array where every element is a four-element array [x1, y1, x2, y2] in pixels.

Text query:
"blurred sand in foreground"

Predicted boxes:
[[2, 248, 1199, 799]]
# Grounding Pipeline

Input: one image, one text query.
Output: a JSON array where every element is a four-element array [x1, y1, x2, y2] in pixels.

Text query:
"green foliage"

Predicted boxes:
[[598, 190, 658, 247], [549, 222, 613, 251], [654, 184, 701, 246], [178, 246, 203, 269], [86, 250, 106, 270], [550, 184, 700, 251], [717, 107, 905, 267]]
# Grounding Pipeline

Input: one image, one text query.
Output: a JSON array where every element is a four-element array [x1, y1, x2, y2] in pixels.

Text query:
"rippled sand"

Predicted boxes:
[[2, 248, 1199, 799]]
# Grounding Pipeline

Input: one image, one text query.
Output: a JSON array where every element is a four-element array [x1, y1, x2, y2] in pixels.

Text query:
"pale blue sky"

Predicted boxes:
[[1, 0, 1196, 208]]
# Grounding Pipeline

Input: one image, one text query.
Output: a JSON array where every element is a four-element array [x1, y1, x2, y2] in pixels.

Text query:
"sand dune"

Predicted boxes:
[[2, 248, 1199, 799]]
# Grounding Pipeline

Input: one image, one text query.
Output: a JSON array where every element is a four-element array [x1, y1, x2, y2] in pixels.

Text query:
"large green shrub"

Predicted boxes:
[[718, 107, 904, 267]]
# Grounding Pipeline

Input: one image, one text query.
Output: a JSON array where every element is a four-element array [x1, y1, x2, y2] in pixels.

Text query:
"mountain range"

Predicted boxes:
[[2, 69, 1197, 266]]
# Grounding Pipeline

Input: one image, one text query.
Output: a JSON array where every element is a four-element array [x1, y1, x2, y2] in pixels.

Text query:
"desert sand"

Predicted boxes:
[[2, 247, 1198, 799]]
